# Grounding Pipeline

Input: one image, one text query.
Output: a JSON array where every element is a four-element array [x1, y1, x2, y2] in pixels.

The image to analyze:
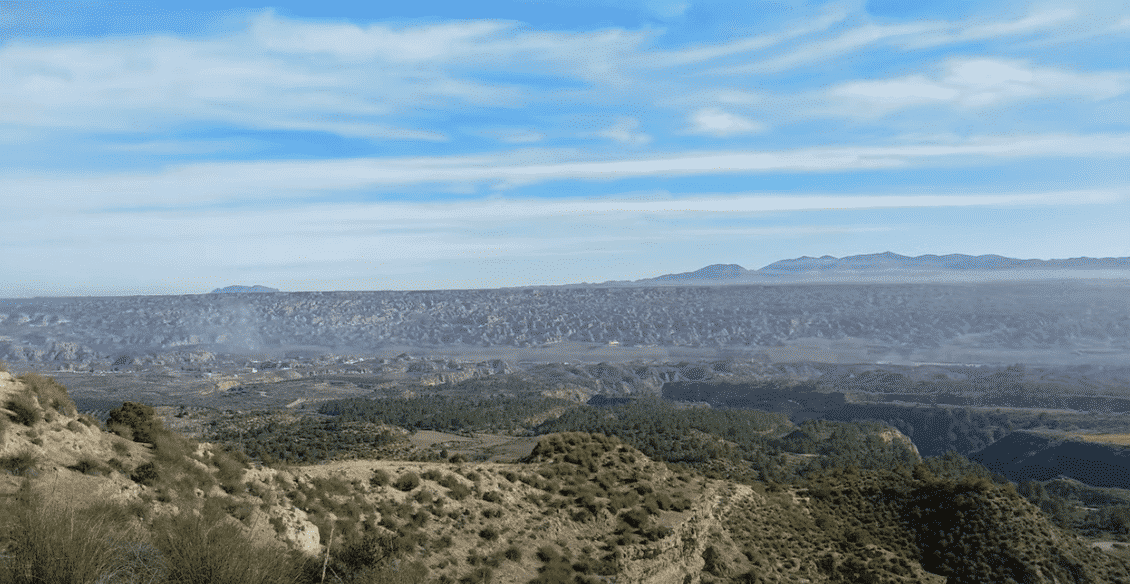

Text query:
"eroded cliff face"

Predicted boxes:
[[878, 427, 921, 461], [614, 482, 753, 584]]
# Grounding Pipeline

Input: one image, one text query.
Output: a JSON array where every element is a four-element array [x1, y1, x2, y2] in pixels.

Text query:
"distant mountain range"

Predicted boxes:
[[638, 252, 1130, 284], [210, 285, 279, 294]]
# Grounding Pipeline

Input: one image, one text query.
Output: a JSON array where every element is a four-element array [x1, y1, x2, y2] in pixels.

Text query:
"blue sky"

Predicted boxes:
[[2, 0, 1129, 296]]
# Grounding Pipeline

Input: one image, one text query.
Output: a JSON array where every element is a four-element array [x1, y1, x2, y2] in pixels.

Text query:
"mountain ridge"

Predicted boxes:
[[637, 253, 1130, 284], [210, 285, 279, 294]]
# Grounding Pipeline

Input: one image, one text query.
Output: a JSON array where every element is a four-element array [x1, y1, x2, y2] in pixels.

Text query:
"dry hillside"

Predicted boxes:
[[2, 369, 1130, 583]]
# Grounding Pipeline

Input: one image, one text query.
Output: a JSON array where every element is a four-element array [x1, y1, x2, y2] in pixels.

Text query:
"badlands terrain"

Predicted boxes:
[[2, 261, 1130, 582]]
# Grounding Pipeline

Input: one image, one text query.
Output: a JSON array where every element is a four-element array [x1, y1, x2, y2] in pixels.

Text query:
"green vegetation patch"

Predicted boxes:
[[209, 415, 405, 464], [318, 394, 575, 435]]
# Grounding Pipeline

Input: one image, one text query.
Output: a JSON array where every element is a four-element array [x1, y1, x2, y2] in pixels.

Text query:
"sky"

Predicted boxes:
[[2, 0, 1129, 297]]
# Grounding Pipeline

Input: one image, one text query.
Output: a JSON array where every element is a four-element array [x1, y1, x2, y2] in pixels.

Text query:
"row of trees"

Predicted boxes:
[[318, 395, 576, 436]]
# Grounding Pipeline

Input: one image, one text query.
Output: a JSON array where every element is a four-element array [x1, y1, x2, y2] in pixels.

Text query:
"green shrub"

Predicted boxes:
[[482, 491, 503, 503], [213, 448, 248, 494], [107, 457, 128, 474], [130, 462, 159, 486], [394, 472, 421, 492], [150, 508, 306, 584], [434, 473, 472, 500], [460, 566, 493, 584], [112, 439, 131, 456], [370, 469, 391, 487], [68, 457, 110, 476], [5, 389, 42, 426], [0, 450, 39, 476], [702, 545, 730, 577], [0, 482, 154, 584], [107, 401, 166, 444], [17, 373, 77, 415]]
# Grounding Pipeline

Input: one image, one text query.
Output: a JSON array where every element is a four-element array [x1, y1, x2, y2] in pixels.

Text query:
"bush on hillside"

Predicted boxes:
[[394, 472, 421, 492], [150, 508, 307, 584], [0, 450, 39, 476], [130, 462, 159, 486], [370, 469, 391, 487], [0, 481, 153, 584], [17, 373, 78, 417], [5, 389, 41, 426], [108, 401, 166, 444]]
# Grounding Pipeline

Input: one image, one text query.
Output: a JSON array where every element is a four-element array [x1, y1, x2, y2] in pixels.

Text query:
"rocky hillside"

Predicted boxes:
[[3, 371, 1130, 583]]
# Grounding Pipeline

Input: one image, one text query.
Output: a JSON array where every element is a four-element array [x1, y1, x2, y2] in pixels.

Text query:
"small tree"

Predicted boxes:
[[108, 402, 165, 444], [394, 472, 421, 492], [370, 469, 391, 487]]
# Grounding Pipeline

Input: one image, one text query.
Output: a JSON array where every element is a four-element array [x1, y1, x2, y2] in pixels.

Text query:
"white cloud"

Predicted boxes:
[[0, 10, 653, 139], [11, 188, 1116, 247], [100, 138, 264, 155], [650, 4, 851, 67], [248, 11, 512, 62], [706, 7, 1101, 76], [830, 58, 1130, 112], [899, 8, 1078, 48], [708, 21, 944, 75], [6, 133, 1130, 212], [597, 117, 651, 145], [687, 108, 764, 136], [477, 128, 546, 143]]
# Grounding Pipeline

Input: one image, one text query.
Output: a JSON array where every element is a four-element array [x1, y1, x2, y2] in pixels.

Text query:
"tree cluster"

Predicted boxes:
[[208, 417, 403, 465], [318, 395, 574, 435]]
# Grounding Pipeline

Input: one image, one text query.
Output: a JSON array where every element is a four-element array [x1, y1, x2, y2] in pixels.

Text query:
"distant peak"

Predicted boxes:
[[758, 253, 1130, 273], [210, 285, 279, 294], [648, 264, 750, 282]]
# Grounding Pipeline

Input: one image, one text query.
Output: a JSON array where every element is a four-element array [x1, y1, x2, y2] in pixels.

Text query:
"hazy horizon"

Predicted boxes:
[[5, 252, 1130, 299], [4, 0, 1129, 297]]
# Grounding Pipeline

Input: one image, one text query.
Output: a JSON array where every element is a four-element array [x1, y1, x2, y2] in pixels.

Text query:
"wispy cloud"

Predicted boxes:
[[7, 133, 1129, 211], [100, 138, 265, 155], [712, 21, 940, 75], [830, 57, 1130, 113], [647, 4, 851, 67], [898, 7, 1078, 48], [596, 117, 652, 145], [686, 108, 764, 137], [476, 127, 546, 143], [0, 10, 651, 140], [705, 7, 1090, 76]]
